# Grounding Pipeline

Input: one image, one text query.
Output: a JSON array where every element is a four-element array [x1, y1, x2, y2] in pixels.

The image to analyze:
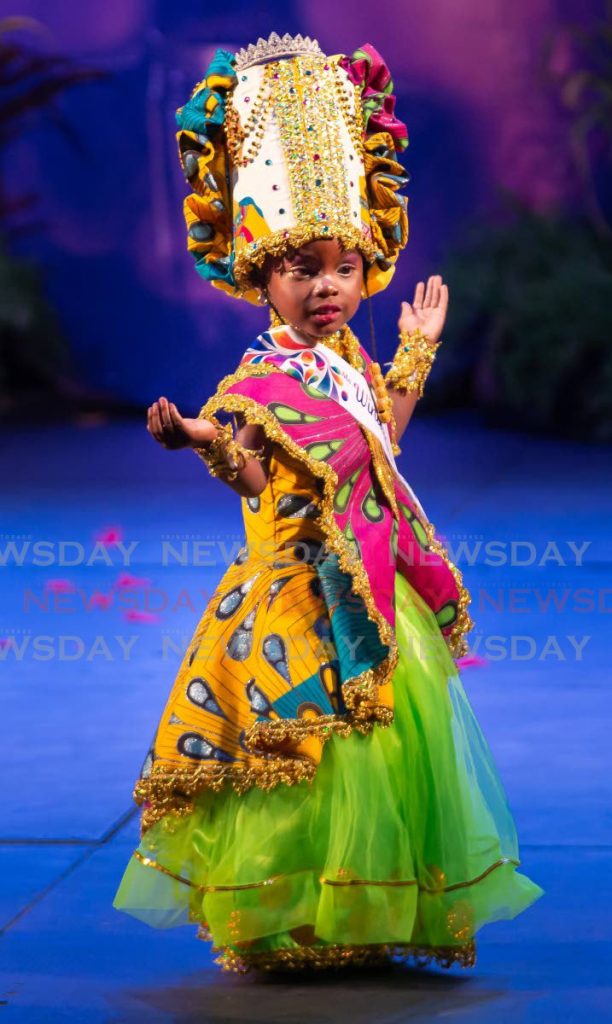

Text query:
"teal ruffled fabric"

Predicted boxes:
[[175, 48, 237, 136]]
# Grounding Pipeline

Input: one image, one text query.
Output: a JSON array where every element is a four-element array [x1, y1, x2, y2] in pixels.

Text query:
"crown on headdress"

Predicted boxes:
[[234, 32, 324, 72]]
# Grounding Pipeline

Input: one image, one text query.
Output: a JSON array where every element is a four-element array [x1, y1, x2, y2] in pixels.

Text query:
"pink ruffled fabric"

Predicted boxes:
[[340, 43, 409, 152]]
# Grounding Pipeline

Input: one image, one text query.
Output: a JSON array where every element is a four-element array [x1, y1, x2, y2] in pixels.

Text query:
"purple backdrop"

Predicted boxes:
[[3, 0, 594, 410]]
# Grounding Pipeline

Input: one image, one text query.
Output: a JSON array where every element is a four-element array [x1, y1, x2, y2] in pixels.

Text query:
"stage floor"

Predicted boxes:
[[1, 412, 610, 1022]]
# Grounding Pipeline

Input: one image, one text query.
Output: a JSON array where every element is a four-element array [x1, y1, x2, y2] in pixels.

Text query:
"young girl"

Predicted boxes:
[[113, 33, 544, 973]]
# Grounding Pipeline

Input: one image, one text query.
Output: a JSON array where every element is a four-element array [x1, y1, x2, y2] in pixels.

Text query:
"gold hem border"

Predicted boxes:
[[421, 518, 475, 659], [208, 938, 477, 973], [134, 754, 317, 833]]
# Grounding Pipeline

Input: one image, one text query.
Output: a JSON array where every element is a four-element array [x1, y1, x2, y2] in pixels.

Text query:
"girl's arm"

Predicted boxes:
[[146, 397, 271, 498], [386, 275, 448, 443], [387, 388, 420, 443], [220, 418, 272, 498]]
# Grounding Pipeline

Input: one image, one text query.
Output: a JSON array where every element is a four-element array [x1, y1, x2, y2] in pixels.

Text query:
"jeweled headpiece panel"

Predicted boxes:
[[175, 34, 409, 305], [229, 53, 376, 291]]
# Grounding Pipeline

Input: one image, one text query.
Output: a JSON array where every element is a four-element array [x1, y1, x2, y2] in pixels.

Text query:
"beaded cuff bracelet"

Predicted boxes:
[[384, 327, 442, 399], [194, 419, 268, 483]]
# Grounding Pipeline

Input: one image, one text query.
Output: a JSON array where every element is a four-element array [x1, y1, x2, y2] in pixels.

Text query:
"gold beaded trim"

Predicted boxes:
[[385, 327, 442, 398], [225, 62, 275, 167], [133, 850, 286, 893], [317, 323, 364, 369], [369, 360, 393, 423], [362, 427, 399, 520], [233, 221, 379, 293], [246, 669, 394, 756], [133, 850, 199, 889], [420, 517, 475, 659], [210, 939, 477, 974], [320, 856, 520, 892], [330, 57, 366, 160], [273, 56, 353, 250], [135, 754, 318, 834]]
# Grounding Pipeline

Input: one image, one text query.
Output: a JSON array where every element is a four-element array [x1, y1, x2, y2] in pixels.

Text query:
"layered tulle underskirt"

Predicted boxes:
[[113, 572, 544, 972]]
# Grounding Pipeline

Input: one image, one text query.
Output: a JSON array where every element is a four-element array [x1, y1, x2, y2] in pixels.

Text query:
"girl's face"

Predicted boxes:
[[264, 239, 364, 342]]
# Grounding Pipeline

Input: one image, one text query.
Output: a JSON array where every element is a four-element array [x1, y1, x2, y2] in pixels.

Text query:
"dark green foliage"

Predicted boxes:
[[432, 205, 612, 441]]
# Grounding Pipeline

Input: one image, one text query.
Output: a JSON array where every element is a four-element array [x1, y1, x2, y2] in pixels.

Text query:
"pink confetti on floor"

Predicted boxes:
[[456, 654, 490, 668], [45, 579, 77, 593], [95, 525, 124, 544], [122, 609, 160, 624], [114, 572, 151, 589], [88, 592, 114, 609]]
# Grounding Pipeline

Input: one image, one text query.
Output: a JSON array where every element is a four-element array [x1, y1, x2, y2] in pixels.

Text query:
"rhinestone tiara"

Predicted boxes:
[[234, 32, 325, 72]]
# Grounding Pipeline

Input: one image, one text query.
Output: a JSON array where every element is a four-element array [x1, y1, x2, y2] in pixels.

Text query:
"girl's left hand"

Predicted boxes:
[[398, 274, 448, 345]]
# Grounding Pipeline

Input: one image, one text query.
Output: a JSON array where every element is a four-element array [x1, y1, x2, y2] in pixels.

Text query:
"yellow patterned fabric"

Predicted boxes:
[[134, 444, 378, 833]]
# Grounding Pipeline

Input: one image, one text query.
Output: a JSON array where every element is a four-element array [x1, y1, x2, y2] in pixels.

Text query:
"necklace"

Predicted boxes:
[[267, 310, 396, 445], [268, 308, 359, 365], [317, 325, 361, 367]]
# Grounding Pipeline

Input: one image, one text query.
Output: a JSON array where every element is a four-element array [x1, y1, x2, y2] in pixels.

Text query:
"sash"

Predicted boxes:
[[241, 325, 428, 519]]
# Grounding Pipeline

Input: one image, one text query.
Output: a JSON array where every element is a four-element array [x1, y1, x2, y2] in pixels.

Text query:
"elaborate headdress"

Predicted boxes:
[[175, 32, 410, 305]]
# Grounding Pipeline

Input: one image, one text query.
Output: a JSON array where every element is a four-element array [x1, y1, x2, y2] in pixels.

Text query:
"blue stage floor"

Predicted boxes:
[[1, 412, 610, 1022]]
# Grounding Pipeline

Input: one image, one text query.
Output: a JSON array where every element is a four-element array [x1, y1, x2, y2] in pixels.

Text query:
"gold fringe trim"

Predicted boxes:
[[246, 713, 352, 750], [361, 426, 399, 519], [233, 222, 381, 294], [246, 683, 395, 755], [209, 939, 477, 973], [421, 517, 475, 659], [134, 754, 317, 834]]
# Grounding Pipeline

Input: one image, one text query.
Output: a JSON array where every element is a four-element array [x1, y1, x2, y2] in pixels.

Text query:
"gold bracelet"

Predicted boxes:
[[384, 327, 442, 398], [194, 419, 268, 483]]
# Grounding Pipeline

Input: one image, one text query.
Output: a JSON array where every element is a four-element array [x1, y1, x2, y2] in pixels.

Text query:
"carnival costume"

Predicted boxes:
[[113, 32, 544, 973]]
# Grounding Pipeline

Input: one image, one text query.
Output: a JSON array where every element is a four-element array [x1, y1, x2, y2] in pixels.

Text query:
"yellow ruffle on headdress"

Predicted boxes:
[[175, 33, 410, 305]]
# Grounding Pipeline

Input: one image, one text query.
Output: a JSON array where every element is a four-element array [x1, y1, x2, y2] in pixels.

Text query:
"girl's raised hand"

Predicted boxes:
[[398, 274, 448, 345], [146, 397, 217, 450]]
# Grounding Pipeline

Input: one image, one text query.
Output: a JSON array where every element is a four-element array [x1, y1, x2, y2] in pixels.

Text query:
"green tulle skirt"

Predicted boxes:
[[113, 572, 544, 972]]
